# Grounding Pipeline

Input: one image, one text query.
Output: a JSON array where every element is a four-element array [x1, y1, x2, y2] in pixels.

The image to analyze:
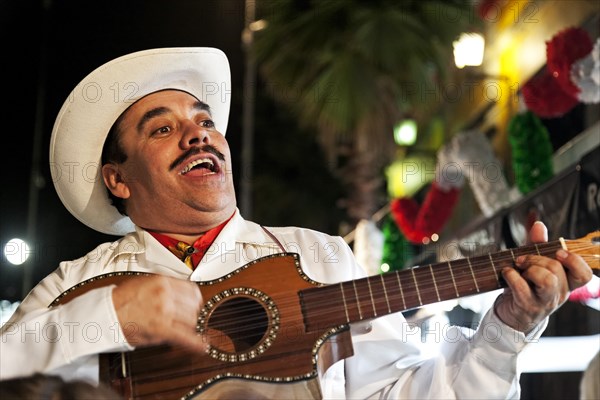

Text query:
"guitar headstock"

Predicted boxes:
[[563, 230, 600, 272]]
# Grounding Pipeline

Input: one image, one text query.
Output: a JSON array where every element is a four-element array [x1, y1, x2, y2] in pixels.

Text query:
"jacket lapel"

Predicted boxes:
[[192, 209, 281, 281]]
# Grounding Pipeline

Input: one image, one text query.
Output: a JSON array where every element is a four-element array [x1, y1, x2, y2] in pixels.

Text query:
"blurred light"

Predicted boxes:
[[393, 119, 418, 146], [453, 32, 485, 69], [3, 238, 30, 266], [386, 154, 435, 198], [249, 19, 268, 32], [380, 263, 390, 273]]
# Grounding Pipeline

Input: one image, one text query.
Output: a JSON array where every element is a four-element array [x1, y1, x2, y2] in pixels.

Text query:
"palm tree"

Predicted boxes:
[[252, 0, 475, 225]]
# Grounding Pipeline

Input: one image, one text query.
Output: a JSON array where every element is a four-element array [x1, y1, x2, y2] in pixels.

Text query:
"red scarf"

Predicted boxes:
[[148, 215, 233, 270]]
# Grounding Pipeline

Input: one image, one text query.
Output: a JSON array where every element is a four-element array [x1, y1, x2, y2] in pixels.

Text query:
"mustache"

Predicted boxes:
[[169, 145, 225, 171]]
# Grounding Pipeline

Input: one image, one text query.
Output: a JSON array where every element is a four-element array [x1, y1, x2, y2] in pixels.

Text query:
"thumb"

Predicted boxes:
[[528, 221, 548, 244]]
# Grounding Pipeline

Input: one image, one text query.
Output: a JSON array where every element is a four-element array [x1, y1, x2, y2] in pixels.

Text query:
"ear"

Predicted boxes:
[[101, 163, 131, 200]]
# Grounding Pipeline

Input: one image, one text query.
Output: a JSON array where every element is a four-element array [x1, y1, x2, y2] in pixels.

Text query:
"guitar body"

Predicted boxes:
[[49, 230, 600, 399], [52, 253, 353, 399]]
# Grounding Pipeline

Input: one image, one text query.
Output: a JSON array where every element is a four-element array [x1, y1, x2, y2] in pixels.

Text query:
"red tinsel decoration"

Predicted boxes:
[[522, 72, 579, 118], [390, 198, 423, 243], [390, 182, 460, 244], [522, 26, 595, 118], [546, 27, 593, 97]]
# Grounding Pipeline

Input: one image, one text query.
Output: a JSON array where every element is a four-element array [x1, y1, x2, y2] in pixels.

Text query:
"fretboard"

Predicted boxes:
[[300, 240, 563, 332]]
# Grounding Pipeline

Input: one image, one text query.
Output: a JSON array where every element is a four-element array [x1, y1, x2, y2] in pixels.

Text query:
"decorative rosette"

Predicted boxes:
[[571, 37, 600, 104], [522, 27, 596, 118], [522, 72, 580, 118], [507, 110, 554, 194], [546, 27, 594, 97]]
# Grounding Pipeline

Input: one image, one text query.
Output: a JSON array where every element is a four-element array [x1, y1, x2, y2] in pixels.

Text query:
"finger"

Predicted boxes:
[[172, 281, 203, 312], [152, 304, 207, 352], [502, 267, 534, 305], [556, 249, 594, 290], [515, 254, 567, 304], [519, 266, 562, 301], [527, 221, 548, 244], [514, 255, 564, 276], [502, 266, 562, 318], [165, 324, 209, 353]]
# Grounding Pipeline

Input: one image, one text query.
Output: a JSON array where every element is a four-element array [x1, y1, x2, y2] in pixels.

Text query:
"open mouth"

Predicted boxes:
[[180, 158, 218, 175]]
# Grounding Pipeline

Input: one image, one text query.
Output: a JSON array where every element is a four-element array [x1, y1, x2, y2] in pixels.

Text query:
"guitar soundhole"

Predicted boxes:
[[207, 296, 268, 352], [198, 288, 280, 362]]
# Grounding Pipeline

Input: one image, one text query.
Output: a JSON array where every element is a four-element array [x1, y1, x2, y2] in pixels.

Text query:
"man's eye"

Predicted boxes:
[[201, 119, 215, 128], [153, 126, 171, 135]]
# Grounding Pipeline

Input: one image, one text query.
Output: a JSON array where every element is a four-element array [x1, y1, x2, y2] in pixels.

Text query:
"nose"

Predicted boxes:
[[180, 119, 210, 148]]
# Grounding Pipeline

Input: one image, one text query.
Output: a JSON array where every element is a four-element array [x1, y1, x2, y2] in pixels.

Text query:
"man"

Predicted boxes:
[[0, 48, 593, 398]]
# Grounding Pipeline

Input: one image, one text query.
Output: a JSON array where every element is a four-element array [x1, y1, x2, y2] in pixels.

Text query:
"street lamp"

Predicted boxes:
[[453, 32, 485, 69], [3, 238, 31, 266]]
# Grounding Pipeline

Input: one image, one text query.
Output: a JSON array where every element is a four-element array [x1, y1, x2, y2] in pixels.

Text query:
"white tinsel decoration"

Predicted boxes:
[[353, 219, 384, 276], [571, 37, 600, 104], [438, 130, 520, 217], [436, 143, 465, 191]]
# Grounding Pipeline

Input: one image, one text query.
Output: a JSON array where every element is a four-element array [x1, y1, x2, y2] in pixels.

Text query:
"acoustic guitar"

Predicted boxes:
[[51, 231, 600, 399]]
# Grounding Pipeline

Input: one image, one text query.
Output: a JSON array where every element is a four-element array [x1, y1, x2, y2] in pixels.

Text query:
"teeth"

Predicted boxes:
[[181, 158, 215, 175]]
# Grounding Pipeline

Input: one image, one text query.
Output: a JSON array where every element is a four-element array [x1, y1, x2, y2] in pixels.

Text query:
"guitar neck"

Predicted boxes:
[[300, 240, 565, 331]]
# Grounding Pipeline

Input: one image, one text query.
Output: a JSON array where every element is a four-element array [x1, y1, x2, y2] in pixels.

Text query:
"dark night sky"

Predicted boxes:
[[0, 0, 247, 301]]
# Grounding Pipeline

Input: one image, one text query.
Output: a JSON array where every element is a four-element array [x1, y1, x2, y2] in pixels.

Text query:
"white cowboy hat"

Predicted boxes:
[[49, 47, 231, 236]]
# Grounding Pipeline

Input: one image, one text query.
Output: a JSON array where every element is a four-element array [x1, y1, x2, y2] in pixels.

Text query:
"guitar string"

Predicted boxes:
[[172, 241, 565, 331], [120, 240, 585, 371], [131, 241, 578, 349], [124, 248, 596, 385], [162, 239, 597, 336], [123, 240, 596, 345]]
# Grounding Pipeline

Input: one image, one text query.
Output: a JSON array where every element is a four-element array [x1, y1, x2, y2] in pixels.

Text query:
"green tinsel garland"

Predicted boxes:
[[507, 110, 554, 194], [381, 214, 414, 273]]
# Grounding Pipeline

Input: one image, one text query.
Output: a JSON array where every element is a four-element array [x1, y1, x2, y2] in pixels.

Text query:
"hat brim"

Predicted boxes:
[[49, 48, 231, 236]]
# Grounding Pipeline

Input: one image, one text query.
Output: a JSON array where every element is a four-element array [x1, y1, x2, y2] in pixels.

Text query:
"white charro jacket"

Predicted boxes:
[[0, 209, 544, 398]]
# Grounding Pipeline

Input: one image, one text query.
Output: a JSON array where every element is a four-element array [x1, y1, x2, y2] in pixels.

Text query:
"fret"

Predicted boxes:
[[339, 282, 350, 323], [447, 261, 459, 298], [429, 264, 441, 302], [466, 257, 480, 293], [468, 253, 503, 294], [366, 276, 391, 317], [121, 353, 128, 378], [449, 259, 479, 296], [488, 253, 501, 287], [351, 281, 363, 320], [340, 281, 362, 322], [396, 272, 407, 310], [300, 283, 350, 331], [410, 268, 423, 306], [380, 274, 392, 314], [411, 266, 444, 306], [366, 278, 377, 317], [299, 237, 577, 333]]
